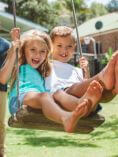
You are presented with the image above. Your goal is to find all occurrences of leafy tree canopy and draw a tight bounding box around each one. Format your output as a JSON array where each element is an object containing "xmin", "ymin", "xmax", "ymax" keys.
[
  {"xmin": 88, "ymin": 2, "xmax": 108, "ymax": 19},
  {"xmin": 52, "ymin": 0, "xmax": 90, "ymax": 26},
  {"xmin": 1, "ymin": 0, "xmax": 60, "ymax": 30},
  {"xmin": 107, "ymin": 0, "xmax": 118, "ymax": 12},
  {"xmin": 1, "ymin": 0, "xmax": 111, "ymax": 30}
]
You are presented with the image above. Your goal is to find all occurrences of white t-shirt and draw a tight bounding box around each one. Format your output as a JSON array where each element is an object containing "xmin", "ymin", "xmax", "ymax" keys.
[{"xmin": 45, "ymin": 60, "xmax": 83, "ymax": 93}]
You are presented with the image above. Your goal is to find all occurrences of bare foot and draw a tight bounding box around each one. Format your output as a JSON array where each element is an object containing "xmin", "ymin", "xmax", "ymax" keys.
[
  {"xmin": 112, "ymin": 59, "xmax": 118, "ymax": 94},
  {"xmin": 82, "ymin": 80, "xmax": 103, "ymax": 113},
  {"xmin": 62, "ymin": 99, "xmax": 91, "ymax": 133},
  {"xmin": 98, "ymin": 51, "xmax": 118, "ymax": 90}
]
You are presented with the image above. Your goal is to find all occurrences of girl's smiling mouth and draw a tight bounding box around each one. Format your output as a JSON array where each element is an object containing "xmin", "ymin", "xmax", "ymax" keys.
[{"xmin": 32, "ymin": 59, "xmax": 40, "ymax": 64}]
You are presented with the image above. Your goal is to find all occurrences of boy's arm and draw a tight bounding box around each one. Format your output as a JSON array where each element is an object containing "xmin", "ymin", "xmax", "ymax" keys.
[{"xmin": 79, "ymin": 56, "xmax": 90, "ymax": 79}]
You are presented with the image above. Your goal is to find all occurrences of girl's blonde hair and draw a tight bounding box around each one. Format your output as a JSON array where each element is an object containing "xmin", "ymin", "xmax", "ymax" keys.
[{"xmin": 10, "ymin": 30, "xmax": 52, "ymax": 88}]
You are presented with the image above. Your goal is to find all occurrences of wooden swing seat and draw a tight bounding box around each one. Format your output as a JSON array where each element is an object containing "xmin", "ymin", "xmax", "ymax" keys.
[
  {"xmin": 0, "ymin": 90, "xmax": 105, "ymax": 134},
  {"xmin": 8, "ymin": 106, "xmax": 105, "ymax": 134}
]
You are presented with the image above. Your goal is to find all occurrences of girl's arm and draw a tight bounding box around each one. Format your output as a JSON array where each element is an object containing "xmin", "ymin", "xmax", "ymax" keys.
[
  {"xmin": 0, "ymin": 41, "xmax": 20, "ymax": 84},
  {"xmin": 0, "ymin": 28, "xmax": 20, "ymax": 84},
  {"xmin": 79, "ymin": 56, "xmax": 90, "ymax": 79}
]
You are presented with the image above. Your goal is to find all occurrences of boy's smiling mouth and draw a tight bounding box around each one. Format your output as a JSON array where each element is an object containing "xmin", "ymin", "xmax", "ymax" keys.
[{"xmin": 59, "ymin": 54, "xmax": 67, "ymax": 57}]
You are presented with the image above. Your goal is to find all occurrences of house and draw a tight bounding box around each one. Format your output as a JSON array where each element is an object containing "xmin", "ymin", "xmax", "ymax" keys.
[
  {"xmin": 0, "ymin": 11, "xmax": 48, "ymax": 40},
  {"xmin": 73, "ymin": 13, "xmax": 118, "ymax": 75},
  {"xmin": 73, "ymin": 13, "xmax": 118, "ymax": 55}
]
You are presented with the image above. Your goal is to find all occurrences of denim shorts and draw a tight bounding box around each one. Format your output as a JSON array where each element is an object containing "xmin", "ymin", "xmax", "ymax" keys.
[{"xmin": 9, "ymin": 93, "xmax": 27, "ymax": 115}]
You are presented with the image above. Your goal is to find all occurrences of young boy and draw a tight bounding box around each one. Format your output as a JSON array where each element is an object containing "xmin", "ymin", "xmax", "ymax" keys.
[
  {"xmin": 45, "ymin": 26, "xmax": 90, "ymax": 91},
  {"xmin": 45, "ymin": 25, "xmax": 118, "ymax": 115},
  {"xmin": 0, "ymin": 37, "xmax": 10, "ymax": 157}
]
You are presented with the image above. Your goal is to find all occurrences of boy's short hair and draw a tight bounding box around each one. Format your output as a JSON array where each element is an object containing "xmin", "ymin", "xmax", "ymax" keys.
[{"xmin": 50, "ymin": 26, "xmax": 76, "ymax": 43}]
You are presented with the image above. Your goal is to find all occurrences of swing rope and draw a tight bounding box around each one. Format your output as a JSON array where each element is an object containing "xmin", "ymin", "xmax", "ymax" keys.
[
  {"xmin": 12, "ymin": 0, "xmax": 20, "ymax": 113},
  {"xmin": 71, "ymin": 0, "xmax": 82, "ymax": 57}
]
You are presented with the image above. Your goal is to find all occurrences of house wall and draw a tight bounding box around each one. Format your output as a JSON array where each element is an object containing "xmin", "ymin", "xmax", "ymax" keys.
[
  {"xmin": 78, "ymin": 30, "xmax": 118, "ymax": 76},
  {"xmin": 95, "ymin": 30, "xmax": 118, "ymax": 53},
  {"xmin": 81, "ymin": 30, "xmax": 118, "ymax": 54}
]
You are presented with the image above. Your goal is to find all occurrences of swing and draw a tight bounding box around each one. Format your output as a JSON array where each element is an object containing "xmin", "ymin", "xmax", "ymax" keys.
[
  {"xmin": 8, "ymin": 105, "xmax": 105, "ymax": 133},
  {"xmin": 6, "ymin": 52, "xmax": 105, "ymax": 133},
  {"xmin": 6, "ymin": 0, "xmax": 105, "ymax": 134},
  {"xmin": 2, "ymin": 41, "xmax": 105, "ymax": 134}
]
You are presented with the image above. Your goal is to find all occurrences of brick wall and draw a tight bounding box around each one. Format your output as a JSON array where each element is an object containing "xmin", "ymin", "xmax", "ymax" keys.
[
  {"xmin": 81, "ymin": 30, "xmax": 118, "ymax": 54},
  {"xmin": 95, "ymin": 30, "xmax": 118, "ymax": 53}
]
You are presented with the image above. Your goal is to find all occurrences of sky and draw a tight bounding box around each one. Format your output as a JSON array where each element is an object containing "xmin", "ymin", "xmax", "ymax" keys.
[
  {"xmin": 0, "ymin": 2, "xmax": 8, "ymax": 11},
  {"xmin": 0, "ymin": 0, "xmax": 110, "ymax": 11},
  {"xmin": 48, "ymin": 0, "xmax": 110, "ymax": 6},
  {"xmin": 86, "ymin": 0, "xmax": 110, "ymax": 6}
]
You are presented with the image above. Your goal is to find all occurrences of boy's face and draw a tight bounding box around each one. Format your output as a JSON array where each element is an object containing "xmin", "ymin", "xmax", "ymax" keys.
[{"xmin": 52, "ymin": 35, "xmax": 76, "ymax": 63}]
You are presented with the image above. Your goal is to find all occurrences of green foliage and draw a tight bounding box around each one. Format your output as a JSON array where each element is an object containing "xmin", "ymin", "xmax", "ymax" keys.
[
  {"xmin": 1, "ymin": 0, "xmax": 60, "ymax": 30},
  {"xmin": 101, "ymin": 47, "xmax": 113, "ymax": 65},
  {"xmin": 6, "ymin": 96, "xmax": 118, "ymax": 157},
  {"xmin": 52, "ymin": 0, "xmax": 89, "ymax": 26},
  {"xmin": 64, "ymin": 0, "xmax": 89, "ymax": 25},
  {"xmin": 62, "ymin": 0, "xmax": 87, "ymax": 11},
  {"xmin": 87, "ymin": 2, "xmax": 108, "ymax": 19},
  {"xmin": 0, "ymin": 0, "xmax": 112, "ymax": 30},
  {"xmin": 107, "ymin": 0, "xmax": 118, "ymax": 12}
]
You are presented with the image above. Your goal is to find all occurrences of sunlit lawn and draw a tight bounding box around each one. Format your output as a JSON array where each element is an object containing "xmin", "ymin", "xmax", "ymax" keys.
[{"xmin": 6, "ymin": 96, "xmax": 118, "ymax": 157}]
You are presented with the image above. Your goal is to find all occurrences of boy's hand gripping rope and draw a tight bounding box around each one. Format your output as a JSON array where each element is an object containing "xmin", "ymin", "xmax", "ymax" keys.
[{"xmin": 71, "ymin": 0, "xmax": 85, "ymax": 77}]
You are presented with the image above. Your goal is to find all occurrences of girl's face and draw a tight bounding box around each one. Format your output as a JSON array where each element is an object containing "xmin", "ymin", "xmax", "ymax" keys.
[{"xmin": 24, "ymin": 39, "xmax": 47, "ymax": 69}]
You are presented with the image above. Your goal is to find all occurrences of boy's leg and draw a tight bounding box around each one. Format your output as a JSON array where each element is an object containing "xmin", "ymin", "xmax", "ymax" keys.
[
  {"xmin": 53, "ymin": 80, "xmax": 103, "ymax": 114},
  {"xmin": 23, "ymin": 91, "xmax": 91, "ymax": 132},
  {"xmin": 0, "ymin": 92, "xmax": 7, "ymax": 157},
  {"xmin": 66, "ymin": 51, "xmax": 118, "ymax": 101},
  {"xmin": 112, "ymin": 59, "xmax": 118, "ymax": 94}
]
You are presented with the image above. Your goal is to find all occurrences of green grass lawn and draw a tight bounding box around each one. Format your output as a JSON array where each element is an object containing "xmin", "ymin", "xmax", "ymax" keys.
[{"xmin": 6, "ymin": 96, "xmax": 118, "ymax": 157}]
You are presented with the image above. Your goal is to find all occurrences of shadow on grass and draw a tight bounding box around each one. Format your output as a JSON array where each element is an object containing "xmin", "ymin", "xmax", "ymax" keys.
[
  {"xmin": 23, "ymin": 136, "xmax": 99, "ymax": 148},
  {"xmin": 7, "ymin": 115, "xmax": 118, "ymax": 148},
  {"xmin": 101, "ymin": 117, "xmax": 118, "ymax": 130},
  {"xmin": 90, "ymin": 115, "xmax": 118, "ymax": 140},
  {"xmin": 7, "ymin": 128, "xmax": 99, "ymax": 148},
  {"xmin": 7, "ymin": 128, "xmax": 39, "ymax": 136}
]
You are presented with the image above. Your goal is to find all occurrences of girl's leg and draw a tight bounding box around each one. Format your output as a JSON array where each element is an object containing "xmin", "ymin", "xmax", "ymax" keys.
[
  {"xmin": 40, "ymin": 93, "xmax": 91, "ymax": 133},
  {"xmin": 23, "ymin": 91, "xmax": 43, "ymax": 109},
  {"xmin": 23, "ymin": 91, "xmax": 91, "ymax": 132},
  {"xmin": 53, "ymin": 80, "xmax": 103, "ymax": 113}
]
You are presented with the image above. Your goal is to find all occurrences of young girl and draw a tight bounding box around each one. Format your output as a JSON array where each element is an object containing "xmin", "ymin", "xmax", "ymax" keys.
[{"xmin": 1, "ymin": 28, "xmax": 103, "ymax": 133}]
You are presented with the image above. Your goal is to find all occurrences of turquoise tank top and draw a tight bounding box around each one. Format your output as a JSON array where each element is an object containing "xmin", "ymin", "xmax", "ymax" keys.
[{"xmin": 9, "ymin": 64, "xmax": 46, "ymax": 102}]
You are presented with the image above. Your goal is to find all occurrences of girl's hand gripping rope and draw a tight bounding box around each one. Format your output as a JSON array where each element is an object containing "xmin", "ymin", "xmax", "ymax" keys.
[{"xmin": 10, "ymin": 27, "xmax": 20, "ymax": 41}]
